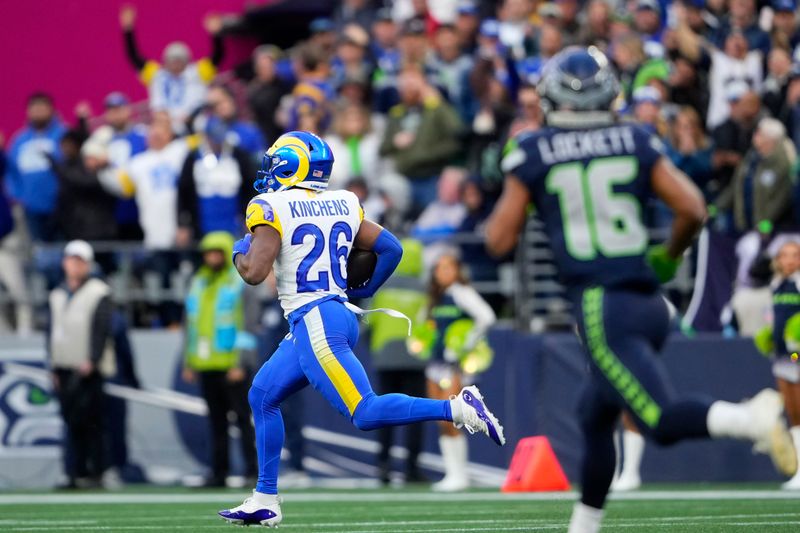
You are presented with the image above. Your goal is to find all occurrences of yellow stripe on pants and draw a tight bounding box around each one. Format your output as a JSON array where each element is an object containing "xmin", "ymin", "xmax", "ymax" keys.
[{"xmin": 304, "ymin": 306, "xmax": 363, "ymax": 415}]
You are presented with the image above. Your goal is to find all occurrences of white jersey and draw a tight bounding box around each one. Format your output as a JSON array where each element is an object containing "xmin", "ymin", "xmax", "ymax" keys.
[
  {"xmin": 125, "ymin": 139, "xmax": 188, "ymax": 250},
  {"xmin": 245, "ymin": 188, "xmax": 364, "ymax": 317}
]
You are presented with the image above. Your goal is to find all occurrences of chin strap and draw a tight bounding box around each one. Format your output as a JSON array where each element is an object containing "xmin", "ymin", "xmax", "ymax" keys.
[{"xmin": 344, "ymin": 301, "xmax": 412, "ymax": 336}]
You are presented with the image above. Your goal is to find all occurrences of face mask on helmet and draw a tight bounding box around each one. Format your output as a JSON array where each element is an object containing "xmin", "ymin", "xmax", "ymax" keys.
[{"xmin": 254, "ymin": 131, "xmax": 335, "ymax": 194}]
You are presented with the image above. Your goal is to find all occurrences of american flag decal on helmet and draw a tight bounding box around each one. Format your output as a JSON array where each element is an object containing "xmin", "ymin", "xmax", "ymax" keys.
[{"xmin": 313, "ymin": 170, "xmax": 323, "ymax": 177}]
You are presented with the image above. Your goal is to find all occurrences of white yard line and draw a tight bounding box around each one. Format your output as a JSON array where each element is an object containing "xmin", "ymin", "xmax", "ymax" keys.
[{"xmin": 1, "ymin": 489, "xmax": 800, "ymax": 505}]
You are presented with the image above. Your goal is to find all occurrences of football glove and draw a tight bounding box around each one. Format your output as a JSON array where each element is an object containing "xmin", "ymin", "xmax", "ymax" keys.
[
  {"xmin": 647, "ymin": 244, "xmax": 681, "ymax": 283},
  {"xmin": 232, "ymin": 234, "xmax": 252, "ymax": 264}
]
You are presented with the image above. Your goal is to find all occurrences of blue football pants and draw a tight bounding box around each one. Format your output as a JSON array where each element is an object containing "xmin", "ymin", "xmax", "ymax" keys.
[
  {"xmin": 249, "ymin": 299, "xmax": 452, "ymax": 494},
  {"xmin": 574, "ymin": 287, "xmax": 712, "ymax": 509}
]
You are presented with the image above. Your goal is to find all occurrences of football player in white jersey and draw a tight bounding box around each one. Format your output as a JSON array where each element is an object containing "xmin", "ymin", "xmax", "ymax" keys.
[{"xmin": 218, "ymin": 131, "xmax": 505, "ymax": 528}]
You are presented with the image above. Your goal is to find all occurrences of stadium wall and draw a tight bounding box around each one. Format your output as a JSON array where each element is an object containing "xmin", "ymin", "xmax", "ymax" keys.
[{"xmin": 0, "ymin": 329, "xmax": 782, "ymax": 489}]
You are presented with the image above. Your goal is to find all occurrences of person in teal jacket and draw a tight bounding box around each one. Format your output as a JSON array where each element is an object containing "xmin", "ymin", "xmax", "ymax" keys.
[{"xmin": 182, "ymin": 231, "xmax": 258, "ymax": 487}]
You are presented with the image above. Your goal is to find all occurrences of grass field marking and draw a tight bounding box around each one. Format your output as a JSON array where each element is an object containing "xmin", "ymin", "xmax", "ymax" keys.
[{"xmin": 2, "ymin": 489, "xmax": 800, "ymax": 506}]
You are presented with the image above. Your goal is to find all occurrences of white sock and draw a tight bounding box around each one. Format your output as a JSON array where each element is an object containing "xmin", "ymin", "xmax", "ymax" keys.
[
  {"xmin": 252, "ymin": 490, "xmax": 279, "ymax": 506},
  {"xmin": 438, "ymin": 435, "xmax": 459, "ymax": 480},
  {"xmin": 707, "ymin": 400, "xmax": 753, "ymax": 440},
  {"xmin": 620, "ymin": 430, "xmax": 645, "ymax": 479},
  {"xmin": 450, "ymin": 398, "xmax": 464, "ymax": 425},
  {"xmin": 451, "ymin": 434, "xmax": 469, "ymax": 483},
  {"xmin": 568, "ymin": 502, "xmax": 604, "ymax": 533},
  {"xmin": 789, "ymin": 426, "xmax": 800, "ymax": 479}
]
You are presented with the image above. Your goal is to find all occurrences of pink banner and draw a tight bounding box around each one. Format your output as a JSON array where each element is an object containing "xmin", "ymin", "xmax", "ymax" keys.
[{"xmin": 0, "ymin": 0, "xmax": 255, "ymax": 139}]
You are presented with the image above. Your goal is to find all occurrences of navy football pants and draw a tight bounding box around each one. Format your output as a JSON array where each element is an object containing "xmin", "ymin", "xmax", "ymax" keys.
[{"xmin": 574, "ymin": 287, "xmax": 712, "ymax": 508}]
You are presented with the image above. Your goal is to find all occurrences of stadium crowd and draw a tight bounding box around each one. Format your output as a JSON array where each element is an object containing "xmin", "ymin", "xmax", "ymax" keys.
[{"xmin": 2, "ymin": 0, "xmax": 800, "ymax": 331}]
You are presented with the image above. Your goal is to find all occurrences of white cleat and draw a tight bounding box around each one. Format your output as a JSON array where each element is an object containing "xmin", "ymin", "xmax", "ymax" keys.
[
  {"xmin": 218, "ymin": 494, "xmax": 282, "ymax": 528},
  {"xmin": 451, "ymin": 386, "xmax": 506, "ymax": 446},
  {"xmin": 746, "ymin": 389, "xmax": 798, "ymax": 477},
  {"xmin": 610, "ymin": 473, "xmax": 641, "ymax": 492},
  {"xmin": 431, "ymin": 475, "xmax": 469, "ymax": 492}
]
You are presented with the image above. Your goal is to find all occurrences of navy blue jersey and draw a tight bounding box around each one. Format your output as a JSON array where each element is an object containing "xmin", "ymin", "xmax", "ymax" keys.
[
  {"xmin": 430, "ymin": 292, "xmax": 469, "ymax": 362},
  {"xmin": 772, "ymin": 277, "xmax": 800, "ymax": 356},
  {"xmin": 502, "ymin": 124, "xmax": 662, "ymax": 296}
]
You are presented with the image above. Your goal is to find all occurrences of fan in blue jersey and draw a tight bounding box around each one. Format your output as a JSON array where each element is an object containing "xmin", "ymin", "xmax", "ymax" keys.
[
  {"xmin": 485, "ymin": 47, "xmax": 797, "ymax": 533},
  {"xmin": 218, "ymin": 131, "xmax": 505, "ymax": 528}
]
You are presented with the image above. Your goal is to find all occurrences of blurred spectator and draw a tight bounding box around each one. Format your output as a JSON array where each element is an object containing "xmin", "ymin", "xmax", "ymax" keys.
[
  {"xmin": 780, "ymin": 64, "xmax": 800, "ymax": 151},
  {"xmin": 455, "ymin": 1, "xmax": 482, "ymax": 53},
  {"xmin": 181, "ymin": 232, "xmax": 257, "ymax": 487},
  {"xmin": 467, "ymin": 71, "xmax": 515, "ymax": 182},
  {"xmin": 115, "ymin": 114, "xmax": 187, "ymax": 251},
  {"xmin": 497, "ymin": 0, "xmax": 535, "ymax": 60},
  {"xmin": 86, "ymin": 92, "xmax": 147, "ymax": 241},
  {"xmin": 0, "ymin": 137, "xmax": 32, "ymax": 336},
  {"xmin": 368, "ymin": 239, "xmax": 428, "ymax": 485},
  {"xmin": 428, "ymin": 24, "xmax": 474, "ymax": 120},
  {"xmin": 556, "ymin": 0, "xmax": 583, "ymax": 45},
  {"xmin": 633, "ymin": 0, "xmax": 665, "ymax": 57},
  {"xmin": 710, "ymin": 0, "xmax": 771, "ymax": 55},
  {"xmin": 665, "ymin": 107, "xmax": 714, "ymax": 197},
  {"xmin": 5, "ymin": 92, "xmax": 65, "ymax": 241},
  {"xmin": 331, "ymin": 25, "xmax": 374, "ymax": 91},
  {"xmin": 718, "ymin": 118, "xmax": 797, "ymax": 236},
  {"xmin": 770, "ymin": 0, "xmax": 799, "ymax": 50},
  {"xmin": 326, "ymin": 103, "xmax": 389, "ymax": 190},
  {"xmin": 675, "ymin": 10, "xmax": 763, "ymax": 128},
  {"xmin": 371, "ymin": 8, "xmax": 401, "ymax": 75},
  {"xmin": 458, "ymin": 179, "xmax": 501, "ymax": 284},
  {"xmin": 667, "ymin": 53, "xmax": 709, "ymax": 119},
  {"xmin": 247, "ymin": 45, "xmax": 291, "ymax": 146},
  {"xmin": 49, "ymin": 241, "xmax": 113, "ymax": 488},
  {"xmin": 333, "ymin": 0, "xmax": 375, "ymax": 32},
  {"xmin": 284, "ymin": 43, "xmax": 335, "ymax": 134},
  {"xmin": 205, "ymin": 85, "xmax": 265, "ymax": 158},
  {"xmin": 308, "ymin": 18, "xmax": 337, "ymax": 56},
  {"xmin": 177, "ymin": 116, "xmax": 254, "ymax": 243},
  {"xmin": 518, "ymin": 22, "xmax": 564, "ymax": 84},
  {"xmin": 763, "ymin": 47, "xmax": 794, "ymax": 118},
  {"xmin": 578, "ymin": 0, "xmax": 613, "ymax": 51},
  {"xmin": 631, "ymin": 86, "xmax": 664, "ymax": 135},
  {"xmin": 711, "ymin": 88, "xmax": 762, "ymax": 201},
  {"xmin": 380, "ymin": 68, "xmax": 464, "ymax": 215},
  {"xmin": 51, "ymin": 131, "xmax": 118, "ymax": 241},
  {"xmin": 399, "ymin": 17, "xmax": 432, "ymax": 66},
  {"xmin": 411, "ymin": 167, "xmax": 468, "ymax": 267},
  {"xmin": 373, "ymin": 17, "xmax": 428, "ymax": 114},
  {"xmin": 508, "ymin": 83, "xmax": 543, "ymax": 137},
  {"xmin": 120, "ymin": 5, "xmax": 225, "ymax": 132}
]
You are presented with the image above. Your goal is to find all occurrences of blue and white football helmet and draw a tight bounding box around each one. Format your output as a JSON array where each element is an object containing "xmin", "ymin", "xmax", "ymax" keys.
[{"xmin": 254, "ymin": 131, "xmax": 335, "ymax": 194}]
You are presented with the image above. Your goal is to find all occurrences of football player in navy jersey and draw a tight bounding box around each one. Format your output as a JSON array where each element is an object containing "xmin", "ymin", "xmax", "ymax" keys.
[{"xmin": 485, "ymin": 47, "xmax": 797, "ymax": 533}]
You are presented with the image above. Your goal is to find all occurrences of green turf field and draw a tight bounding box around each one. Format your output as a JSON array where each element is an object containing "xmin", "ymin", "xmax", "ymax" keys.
[{"xmin": 1, "ymin": 486, "xmax": 799, "ymax": 532}]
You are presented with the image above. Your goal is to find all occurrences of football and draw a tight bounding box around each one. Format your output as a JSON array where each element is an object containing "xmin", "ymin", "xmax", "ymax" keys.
[{"xmin": 346, "ymin": 248, "xmax": 377, "ymax": 289}]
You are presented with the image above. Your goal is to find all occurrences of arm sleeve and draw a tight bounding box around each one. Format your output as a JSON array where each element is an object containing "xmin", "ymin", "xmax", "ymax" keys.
[
  {"xmin": 346, "ymin": 228, "xmax": 402, "ymax": 299},
  {"xmin": 450, "ymin": 284, "xmax": 496, "ymax": 350},
  {"xmin": 210, "ymin": 33, "xmax": 224, "ymax": 67},
  {"xmin": 177, "ymin": 152, "xmax": 198, "ymax": 230},
  {"xmin": 89, "ymin": 296, "xmax": 113, "ymax": 365},
  {"xmin": 123, "ymin": 29, "xmax": 147, "ymax": 71}
]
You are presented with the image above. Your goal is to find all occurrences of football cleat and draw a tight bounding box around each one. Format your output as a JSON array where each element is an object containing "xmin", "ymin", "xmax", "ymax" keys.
[
  {"xmin": 218, "ymin": 495, "xmax": 282, "ymax": 528},
  {"xmin": 452, "ymin": 385, "xmax": 506, "ymax": 446},
  {"xmin": 746, "ymin": 389, "xmax": 798, "ymax": 477}
]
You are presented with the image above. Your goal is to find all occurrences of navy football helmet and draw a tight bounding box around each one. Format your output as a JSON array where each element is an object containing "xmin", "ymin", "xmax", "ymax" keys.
[{"xmin": 538, "ymin": 46, "xmax": 620, "ymax": 126}]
